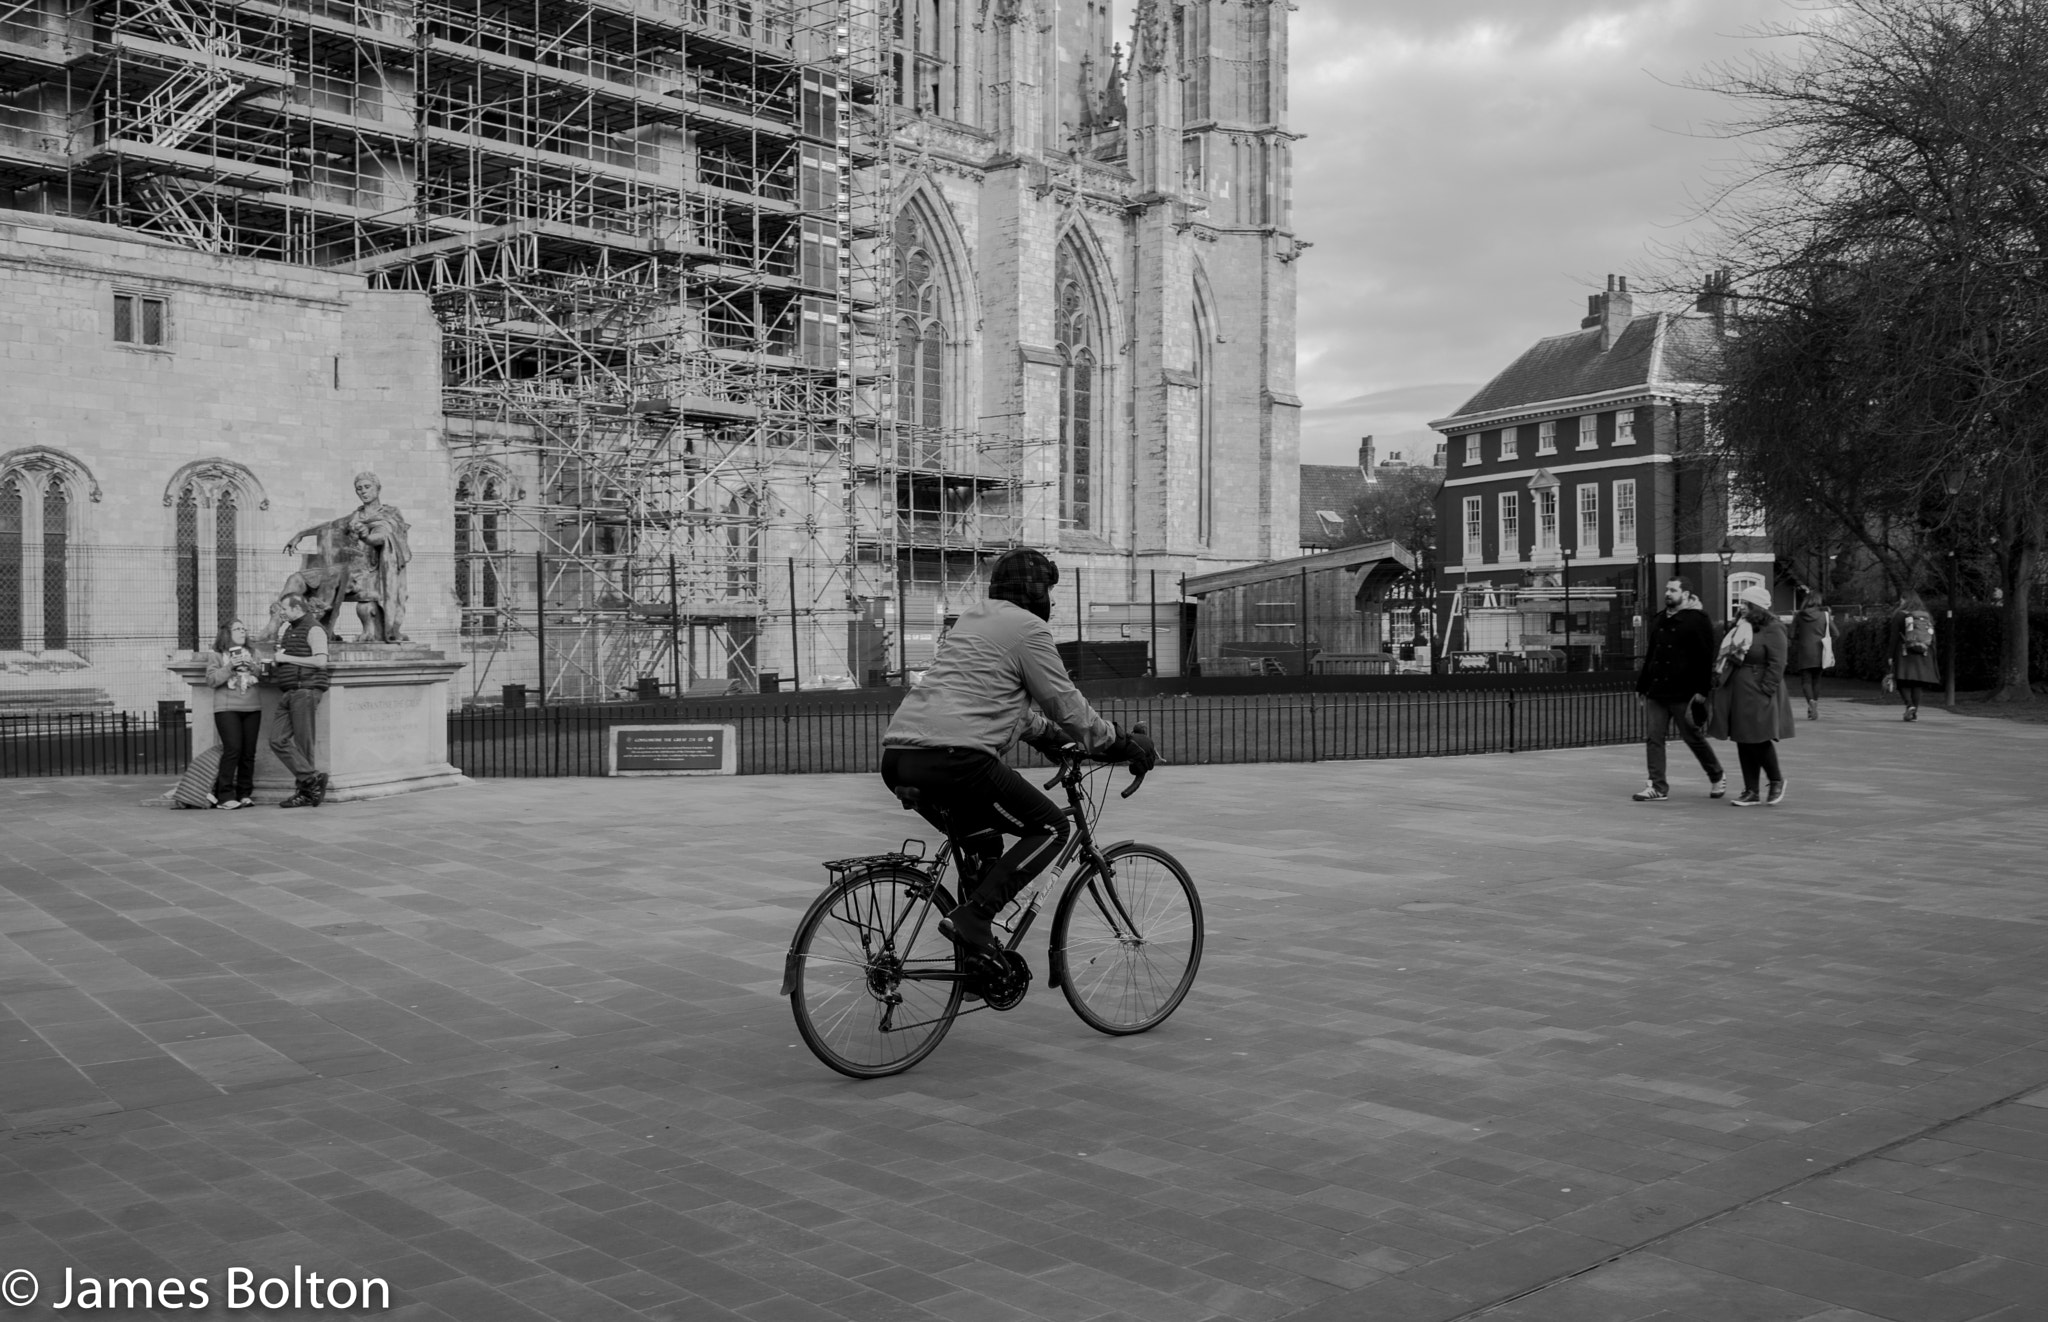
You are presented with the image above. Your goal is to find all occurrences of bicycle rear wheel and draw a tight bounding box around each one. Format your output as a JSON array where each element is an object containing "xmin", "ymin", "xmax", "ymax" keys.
[
  {"xmin": 1049, "ymin": 843, "xmax": 1203, "ymax": 1035},
  {"xmin": 787, "ymin": 867, "xmax": 963, "ymax": 1078}
]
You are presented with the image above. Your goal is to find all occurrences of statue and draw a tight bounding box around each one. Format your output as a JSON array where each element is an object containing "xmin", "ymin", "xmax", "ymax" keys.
[{"xmin": 278, "ymin": 471, "xmax": 412, "ymax": 643}]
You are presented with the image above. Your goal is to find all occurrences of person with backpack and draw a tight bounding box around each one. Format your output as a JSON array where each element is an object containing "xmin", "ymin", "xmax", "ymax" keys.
[
  {"xmin": 1788, "ymin": 591, "xmax": 1836, "ymax": 720},
  {"xmin": 1885, "ymin": 591, "xmax": 1941, "ymax": 721}
]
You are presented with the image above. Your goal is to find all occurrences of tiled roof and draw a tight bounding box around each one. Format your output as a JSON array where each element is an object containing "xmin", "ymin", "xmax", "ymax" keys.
[
  {"xmin": 1298, "ymin": 464, "xmax": 1367, "ymax": 548},
  {"xmin": 1441, "ymin": 311, "xmax": 1723, "ymax": 423}
]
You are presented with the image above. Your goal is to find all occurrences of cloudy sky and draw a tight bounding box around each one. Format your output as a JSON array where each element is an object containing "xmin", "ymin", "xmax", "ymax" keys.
[{"xmin": 1276, "ymin": 0, "xmax": 1796, "ymax": 465}]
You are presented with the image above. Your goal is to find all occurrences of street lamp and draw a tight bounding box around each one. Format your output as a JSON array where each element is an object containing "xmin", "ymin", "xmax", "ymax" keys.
[
  {"xmin": 1560, "ymin": 544, "xmax": 1574, "ymax": 671},
  {"xmin": 1717, "ymin": 537, "xmax": 1736, "ymax": 618}
]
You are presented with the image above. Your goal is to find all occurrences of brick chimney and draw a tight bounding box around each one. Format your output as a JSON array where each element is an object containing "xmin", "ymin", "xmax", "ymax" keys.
[
  {"xmin": 1358, "ymin": 435, "xmax": 1374, "ymax": 475},
  {"xmin": 1581, "ymin": 274, "xmax": 1633, "ymax": 351},
  {"xmin": 1695, "ymin": 268, "xmax": 1736, "ymax": 333}
]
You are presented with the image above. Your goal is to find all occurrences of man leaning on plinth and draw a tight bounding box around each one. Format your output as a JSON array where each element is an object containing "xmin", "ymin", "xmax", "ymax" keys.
[
  {"xmin": 268, "ymin": 594, "xmax": 331, "ymax": 808},
  {"xmin": 1632, "ymin": 577, "xmax": 1727, "ymax": 802}
]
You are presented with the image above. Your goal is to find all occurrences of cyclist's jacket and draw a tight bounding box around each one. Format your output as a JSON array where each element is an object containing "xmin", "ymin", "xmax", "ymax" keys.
[{"xmin": 883, "ymin": 598, "xmax": 1117, "ymax": 759}]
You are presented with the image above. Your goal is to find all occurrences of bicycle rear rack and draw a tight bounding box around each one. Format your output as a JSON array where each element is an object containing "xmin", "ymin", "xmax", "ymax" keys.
[{"xmin": 821, "ymin": 842, "xmax": 929, "ymax": 886}]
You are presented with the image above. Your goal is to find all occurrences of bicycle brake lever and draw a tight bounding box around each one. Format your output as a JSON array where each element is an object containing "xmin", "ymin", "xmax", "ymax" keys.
[{"xmin": 1120, "ymin": 766, "xmax": 1147, "ymax": 798}]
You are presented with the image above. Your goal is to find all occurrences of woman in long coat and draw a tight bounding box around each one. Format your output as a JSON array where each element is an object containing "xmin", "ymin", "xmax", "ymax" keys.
[
  {"xmin": 1886, "ymin": 592, "xmax": 1942, "ymax": 721},
  {"xmin": 1711, "ymin": 586, "xmax": 1796, "ymax": 806},
  {"xmin": 1787, "ymin": 593, "xmax": 1833, "ymax": 720}
]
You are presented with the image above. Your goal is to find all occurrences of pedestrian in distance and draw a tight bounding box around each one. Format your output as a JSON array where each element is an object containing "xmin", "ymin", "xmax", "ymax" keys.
[
  {"xmin": 1885, "ymin": 591, "xmax": 1941, "ymax": 721},
  {"xmin": 203, "ymin": 619, "xmax": 262, "ymax": 808},
  {"xmin": 1709, "ymin": 585, "xmax": 1796, "ymax": 806},
  {"xmin": 1631, "ymin": 576, "xmax": 1727, "ymax": 802},
  {"xmin": 1788, "ymin": 590, "xmax": 1835, "ymax": 720},
  {"xmin": 267, "ymin": 594, "xmax": 332, "ymax": 808}
]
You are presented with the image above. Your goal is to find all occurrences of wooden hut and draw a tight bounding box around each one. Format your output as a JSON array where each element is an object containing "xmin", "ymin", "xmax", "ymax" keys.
[{"xmin": 1183, "ymin": 541, "xmax": 1417, "ymax": 676}]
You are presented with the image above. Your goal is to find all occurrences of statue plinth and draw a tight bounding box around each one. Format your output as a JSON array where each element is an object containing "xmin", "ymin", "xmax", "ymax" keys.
[{"xmin": 166, "ymin": 646, "xmax": 470, "ymax": 804}]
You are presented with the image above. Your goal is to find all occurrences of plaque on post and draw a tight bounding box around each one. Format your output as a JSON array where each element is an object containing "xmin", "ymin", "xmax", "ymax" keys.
[{"xmin": 610, "ymin": 724, "xmax": 737, "ymax": 776}]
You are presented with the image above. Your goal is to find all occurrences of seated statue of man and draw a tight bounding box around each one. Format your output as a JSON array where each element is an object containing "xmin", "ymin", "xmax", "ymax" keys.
[{"xmin": 281, "ymin": 471, "xmax": 412, "ymax": 644}]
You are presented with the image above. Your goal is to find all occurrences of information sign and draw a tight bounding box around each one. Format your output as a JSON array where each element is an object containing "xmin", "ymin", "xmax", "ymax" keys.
[{"xmin": 609, "ymin": 724, "xmax": 737, "ymax": 776}]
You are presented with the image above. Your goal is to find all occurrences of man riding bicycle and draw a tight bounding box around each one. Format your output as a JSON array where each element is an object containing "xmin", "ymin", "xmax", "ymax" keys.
[{"xmin": 881, "ymin": 548, "xmax": 1157, "ymax": 960}]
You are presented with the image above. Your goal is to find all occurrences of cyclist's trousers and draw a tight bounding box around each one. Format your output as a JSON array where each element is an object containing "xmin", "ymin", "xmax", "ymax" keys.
[{"xmin": 880, "ymin": 746, "xmax": 1070, "ymax": 912}]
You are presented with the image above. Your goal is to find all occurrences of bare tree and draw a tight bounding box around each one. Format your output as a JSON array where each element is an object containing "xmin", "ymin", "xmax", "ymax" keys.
[{"xmin": 1693, "ymin": 0, "xmax": 2048, "ymax": 700}]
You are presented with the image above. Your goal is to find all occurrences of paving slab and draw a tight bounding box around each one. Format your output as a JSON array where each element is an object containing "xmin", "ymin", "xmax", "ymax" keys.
[{"xmin": 0, "ymin": 695, "xmax": 2044, "ymax": 1320}]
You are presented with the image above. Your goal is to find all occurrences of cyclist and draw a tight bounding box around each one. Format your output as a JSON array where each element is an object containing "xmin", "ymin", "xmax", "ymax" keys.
[{"xmin": 881, "ymin": 548, "xmax": 1156, "ymax": 960}]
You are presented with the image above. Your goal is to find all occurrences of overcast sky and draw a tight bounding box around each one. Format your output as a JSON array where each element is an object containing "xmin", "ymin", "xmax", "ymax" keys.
[{"xmin": 1277, "ymin": 0, "xmax": 1796, "ymax": 465}]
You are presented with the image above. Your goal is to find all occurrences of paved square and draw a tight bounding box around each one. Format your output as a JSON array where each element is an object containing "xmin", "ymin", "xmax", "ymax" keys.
[{"xmin": 2, "ymin": 697, "xmax": 2045, "ymax": 1320}]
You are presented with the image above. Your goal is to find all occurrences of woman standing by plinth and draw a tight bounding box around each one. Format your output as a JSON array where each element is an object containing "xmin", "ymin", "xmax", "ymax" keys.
[
  {"xmin": 204, "ymin": 619, "xmax": 262, "ymax": 808},
  {"xmin": 1711, "ymin": 586, "xmax": 1797, "ymax": 806}
]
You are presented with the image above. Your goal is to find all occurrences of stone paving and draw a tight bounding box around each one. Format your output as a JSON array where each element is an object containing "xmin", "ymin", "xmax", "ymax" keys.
[{"xmin": 0, "ymin": 696, "xmax": 2044, "ymax": 1321}]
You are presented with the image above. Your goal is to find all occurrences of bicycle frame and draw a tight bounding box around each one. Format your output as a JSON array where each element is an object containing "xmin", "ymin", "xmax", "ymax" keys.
[{"xmin": 791, "ymin": 756, "xmax": 1139, "ymax": 1016}]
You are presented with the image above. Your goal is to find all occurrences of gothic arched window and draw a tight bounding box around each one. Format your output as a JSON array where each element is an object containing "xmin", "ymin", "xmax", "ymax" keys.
[
  {"xmin": 43, "ymin": 479, "xmax": 69, "ymax": 650},
  {"xmin": 894, "ymin": 210, "xmax": 948, "ymax": 461},
  {"xmin": 1056, "ymin": 245, "xmax": 1100, "ymax": 531},
  {"xmin": 165, "ymin": 461, "xmax": 261, "ymax": 652},
  {"xmin": 212, "ymin": 487, "xmax": 237, "ymax": 637},
  {"xmin": 1193, "ymin": 296, "xmax": 1215, "ymax": 546},
  {"xmin": 725, "ymin": 492, "xmax": 760, "ymax": 596},
  {"xmin": 176, "ymin": 486, "xmax": 200, "ymax": 651},
  {"xmin": 2, "ymin": 451, "xmax": 96, "ymax": 655},
  {"xmin": 0, "ymin": 478, "xmax": 21, "ymax": 651},
  {"xmin": 456, "ymin": 469, "xmax": 511, "ymax": 636}
]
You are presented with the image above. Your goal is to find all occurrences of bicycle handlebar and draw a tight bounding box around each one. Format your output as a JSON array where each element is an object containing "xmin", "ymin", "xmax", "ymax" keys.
[{"xmin": 1040, "ymin": 724, "xmax": 1155, "ymax": 797}]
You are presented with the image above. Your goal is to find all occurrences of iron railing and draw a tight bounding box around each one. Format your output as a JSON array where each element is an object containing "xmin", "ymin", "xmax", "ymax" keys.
[
  {"xmin": 443, "ymin": 677, "xmax": 1638, "ymax": 778},
  {"xmin": 0, "ymin": 711, "xmax": 193, "ymax": 777},
  {"xmin": 3, "ymin": 678, "xmax": 1640, "ymax": 780}
]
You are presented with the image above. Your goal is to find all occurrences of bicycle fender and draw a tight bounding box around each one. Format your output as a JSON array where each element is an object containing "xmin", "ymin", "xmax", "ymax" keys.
[{"xmin": 779, "ymin": 947, "xmax": 803, "ymax": 998}]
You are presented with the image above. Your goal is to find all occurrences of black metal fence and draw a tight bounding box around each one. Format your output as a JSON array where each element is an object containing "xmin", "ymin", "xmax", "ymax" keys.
[
  {"xmin": 0, "ymin": 711, "xmax": 192, "ymax": 777},
  {"xmin": 3, "ymin": 677, "xmax": 1640, "ymax": 780},
  {"xmin": 444, "ymin": 675, "xmax": 1639, "ymax": 778}
]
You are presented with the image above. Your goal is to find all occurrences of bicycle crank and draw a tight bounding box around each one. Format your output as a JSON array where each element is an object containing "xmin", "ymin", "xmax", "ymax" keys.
[{"xmin": 970, "ymin": 949, "xmax": 1032, "ymax": 1011}]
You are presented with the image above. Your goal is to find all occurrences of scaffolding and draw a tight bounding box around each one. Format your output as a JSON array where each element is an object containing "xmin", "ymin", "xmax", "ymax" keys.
[{"xmin": 1, "ymin": 0, "xmax": 1050, "ymax": 701}]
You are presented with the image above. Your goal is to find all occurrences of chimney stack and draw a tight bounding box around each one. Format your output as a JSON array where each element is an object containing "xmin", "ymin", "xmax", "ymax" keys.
[
  {"xmin": 1581, "ymin": 274, "xmax": 1633, "ymax": 350},
  {"xmin": 1695, "ymin": 268, "xmax": 1736, "ymax": 332},
  {"xmin": 1358, "ymin": 435, "xmax": 1374, "ymax": 475}
]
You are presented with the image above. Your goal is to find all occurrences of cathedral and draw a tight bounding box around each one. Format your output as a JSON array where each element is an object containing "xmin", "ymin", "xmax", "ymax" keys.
[
  {"xmin": 0, "ymin": 0, "xmax": 1299, "ymax": 704},
  {"xmin": 849, "ymin": 0, "xmax": 1304, "ymax": 674}
]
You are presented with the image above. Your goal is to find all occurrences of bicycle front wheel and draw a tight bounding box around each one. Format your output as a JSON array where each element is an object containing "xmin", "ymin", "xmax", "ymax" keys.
[
  {"xmin": 787, "ymin": 867, "xmax": 964, "ymax": 1078},
  {"xmin": 1050, "ymin": 843, "xmax": 1203, "ymax": 1035}
]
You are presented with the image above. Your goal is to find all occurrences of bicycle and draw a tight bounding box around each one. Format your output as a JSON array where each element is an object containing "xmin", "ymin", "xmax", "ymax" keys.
[{"xmin": 780, "ymin": 742, "xmax": 1204, "ymax": 1078}]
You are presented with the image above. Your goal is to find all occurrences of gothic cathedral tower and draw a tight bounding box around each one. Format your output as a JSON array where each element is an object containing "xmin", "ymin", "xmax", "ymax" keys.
[{"xmin": 850, "ymin": 0, "xmax": 1301, "ymax": 670}]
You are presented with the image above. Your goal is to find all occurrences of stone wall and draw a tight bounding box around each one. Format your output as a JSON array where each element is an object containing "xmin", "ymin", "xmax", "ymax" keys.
[{"xmin": 0, "ymin": 210, "xmax": 447, "ymax": 710}]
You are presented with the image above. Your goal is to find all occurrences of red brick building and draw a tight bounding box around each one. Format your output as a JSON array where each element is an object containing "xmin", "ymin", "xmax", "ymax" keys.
[{"xmin": 1428, "ymin": 276, "xmax": 1773, "ymax": 668}]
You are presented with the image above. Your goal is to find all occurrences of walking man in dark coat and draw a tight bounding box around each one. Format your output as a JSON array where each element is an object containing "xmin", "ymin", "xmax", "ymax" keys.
[{"xmin": 1632, "ymin": 576, "xmax": 1726, "ymax": 801}]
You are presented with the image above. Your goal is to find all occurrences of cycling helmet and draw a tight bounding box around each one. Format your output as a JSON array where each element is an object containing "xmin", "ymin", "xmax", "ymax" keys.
[{"xmin": 987, "ymin": 548, "xmax": 1058, "ymax": 621}]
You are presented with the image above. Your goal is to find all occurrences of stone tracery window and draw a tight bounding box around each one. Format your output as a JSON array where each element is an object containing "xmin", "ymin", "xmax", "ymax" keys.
[
  {"xmin": 456, "ymin": 468, "xmax": 512, "ymax": 637},
  {"xmin": 0, "ymin": 478, "xmax": 22, "ymax": 651},
  {"xmin": 165, "ymin": 460, "xmax": 264, "ymax": 652},
  {"xmin": 893, "ymin": 210, "xmax": 948, "ymax": 463},
  {"xmin": 1, "ymin": 449, "xmax": 95, "ymax": 655},
  {"xmin": 1056, "ymin": 245, "xmax": 1100, "ymax": 531}
]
